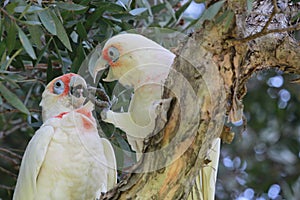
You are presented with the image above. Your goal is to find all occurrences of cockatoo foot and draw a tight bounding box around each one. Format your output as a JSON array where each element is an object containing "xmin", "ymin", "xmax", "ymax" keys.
[{"xmin": 101, "ymin": 108, "xmax": 109, "ymax": 120}]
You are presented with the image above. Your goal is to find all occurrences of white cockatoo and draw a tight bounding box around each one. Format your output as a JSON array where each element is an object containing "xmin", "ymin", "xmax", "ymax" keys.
[
  {"xmin": 89, "ymin": 33, "xmax": 220, "ymax": 200},
  {"xmin": 13, "ymin": 73, "xmax": 117, "ymax": 200},
  {"xmin": 89, "ymin": 33, "xmax": 174, "ymax": 159}
]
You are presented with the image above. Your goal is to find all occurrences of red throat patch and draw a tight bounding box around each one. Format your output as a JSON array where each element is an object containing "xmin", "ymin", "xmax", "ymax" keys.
[
  {"xmin": 76, "ymin": 108, "xmax": 95, "ymax": 130},
  {"xmin": 55, "ymin": 112, "xmax": 69, "ymax": 118}
]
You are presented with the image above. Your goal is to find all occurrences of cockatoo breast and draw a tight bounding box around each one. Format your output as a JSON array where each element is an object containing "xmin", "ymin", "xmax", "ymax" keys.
[{"xmin": 35, "ymin": 110, "xmax": 108, "ymax": 200}]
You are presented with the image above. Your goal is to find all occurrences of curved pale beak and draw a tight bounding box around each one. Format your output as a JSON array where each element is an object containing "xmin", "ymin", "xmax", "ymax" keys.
[
  {"xmin": 69, "ymin": 75, "xmax": 88, "ymax": 108},
  {"xmin": 88, "ymin": 55, "xmax": 109, "ymax": 83}
]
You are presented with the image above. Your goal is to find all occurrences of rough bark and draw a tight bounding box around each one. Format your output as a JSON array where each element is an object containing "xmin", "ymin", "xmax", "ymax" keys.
[{"xmin": 103, "ymin": 0, "xmax": 300, "ymax": 199}]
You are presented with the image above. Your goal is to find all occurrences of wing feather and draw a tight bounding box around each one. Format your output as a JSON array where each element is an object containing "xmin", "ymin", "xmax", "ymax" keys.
[
  {"xmin": 100, "ymin": 138, "xmax": 117, "ymax": 191},
  {"xmin": 13, "ymin": 125, "xmax": 55, "ymax": 200}
]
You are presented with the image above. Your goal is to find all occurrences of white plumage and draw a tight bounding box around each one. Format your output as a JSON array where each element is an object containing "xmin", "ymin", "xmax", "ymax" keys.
[
  {"xmin": 89, "ymin": 33, "xmax": 221, "ymax": 199},
  {"xmin": 13, "ymin": 73, "xmax": 117, "ymax": 200},
  {"xmin": 90, "ymin": 34, "xmax": 174, "ymax": 157}
]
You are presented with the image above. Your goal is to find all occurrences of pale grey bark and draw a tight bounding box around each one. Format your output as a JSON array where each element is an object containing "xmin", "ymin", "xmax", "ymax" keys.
[{"xmin": 102, "ymin": 1, "xmax": 300, "ymax": 199}]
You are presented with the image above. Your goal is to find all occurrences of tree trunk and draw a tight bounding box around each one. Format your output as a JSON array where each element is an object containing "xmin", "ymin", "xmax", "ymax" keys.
[{"xmin": 103, "ymin": 0, "xmax": 300, "ymax": 199}]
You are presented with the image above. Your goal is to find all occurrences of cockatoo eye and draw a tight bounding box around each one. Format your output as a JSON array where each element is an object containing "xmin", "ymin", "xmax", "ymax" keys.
[
  {"xmin": 107, "ymin": 46, "xmax": 119, "ymax": 62},
  {"xmin": 53, "ymin": 79, "xmax": 65, "ymax": 95}
]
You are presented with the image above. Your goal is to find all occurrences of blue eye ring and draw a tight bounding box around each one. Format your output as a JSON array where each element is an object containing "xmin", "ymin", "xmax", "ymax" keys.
[
  {"xmin": 108, "ymin": 46, "xmax": 120, "ymax": 62},
  {"xmin": 53, "ymin": 79, "xmax": 65, "ymax": 95}
]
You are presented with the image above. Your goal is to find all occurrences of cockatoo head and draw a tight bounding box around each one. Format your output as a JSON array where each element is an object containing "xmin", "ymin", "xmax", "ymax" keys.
[
  {"xmin": 40, "ymin": 73, "xmax": 87, "ymax": 121},
  {"xmin": 89, "ymin": 33, "xmax": 174, "ymax": 85}
]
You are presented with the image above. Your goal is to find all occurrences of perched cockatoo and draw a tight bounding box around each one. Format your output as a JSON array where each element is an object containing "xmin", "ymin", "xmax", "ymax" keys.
[
  {"xmin": 13, "ymin": 73, "xmax": 117, "ymax": 200},
  {"xmin": 89, "ymin": 33, "xmax": 174, "ymax": 158},
  {"xmin": 89, "ymin": 33, "xmax": 220, "ymax": 200}
]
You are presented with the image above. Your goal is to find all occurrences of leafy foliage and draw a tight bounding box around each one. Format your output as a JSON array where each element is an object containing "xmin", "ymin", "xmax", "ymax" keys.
[
  {"xmin": 0, "ymin": 0, "xmax": 205, "ymax": 198},
  {"xmin": 0, "ymin": 0, "xmax": 299, "ymax": 200}
]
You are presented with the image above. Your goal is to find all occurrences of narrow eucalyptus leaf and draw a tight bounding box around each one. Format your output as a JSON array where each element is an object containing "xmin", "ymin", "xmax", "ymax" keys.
[
  {"xmin": 38, "ymin": 9, "xmax": 57, "ymax": 35},
  {"xmin": 56, "ymin": 2, "xmax": 87, "ymax": 11},
  {"xmin": 0, "ymin": 83, "xmax": 30, "ymax": 115},
  {"xmin": 129, "ymin": 8, "xmax": 147, "ymax": 16},
  {"xmin": 17, "ymin": 26, "xmax": 37, "ymax": 59},
  {"xmin": 51, "ymin": 11, "xmax": 72, "ymax": 51},
  {"xmin": 198, "ymin": 0, "xmax": 225, "ymax": 23}
]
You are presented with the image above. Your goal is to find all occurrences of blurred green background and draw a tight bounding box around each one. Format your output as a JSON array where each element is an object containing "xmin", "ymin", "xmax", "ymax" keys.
[
  {"xmin": 0, "ymin": 1, "xmax": 300, "ymax": 199},
  {"xmin": 218, "ymin": 71, "xmax": 300, "ymax": 200}
]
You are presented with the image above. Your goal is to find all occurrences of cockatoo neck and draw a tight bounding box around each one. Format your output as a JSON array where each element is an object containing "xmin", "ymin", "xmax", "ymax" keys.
[{"xmin": 40, "ymin": 93, "xmax": 75, "ymax": 122}]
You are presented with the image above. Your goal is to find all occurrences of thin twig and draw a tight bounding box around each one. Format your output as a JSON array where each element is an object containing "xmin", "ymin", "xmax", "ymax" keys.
[
  {"xmin": 0, "ymin": 109, "xmax": 41, "ymax": 114},
  {"xmin": 0, "ymin": 153, "xmax": 19, "ymax": 165},
  {"xmin": 261, "ymin": 0, "xmax": 277, "ymax": 33},
  {"xmin": 0, "ymin": 7, "xmax": 16, "ymax": 22},
  {"xmin": 0, "ymin": 148, "xmax": 22, "ymax": 159},
  {"xmin": 272, "ymin": 0, "xmax": 279, "ymax": 13},
  {"xmin": 232, "ymin": 0, "xmax": 300, "ymax": 43},
  {"xmin": 0, "ymin": 122, "xmax": 28, "ymax": 139},
  {"xmin": 0, "ymin": 166, "xmax": 17, "ymax": 178},
  {"xmin": 0, "ymin": 184, "xmax": 14, "ymax": 190},
  {"xmin": 233, "ymin": 23, "xmax": 300, "ymax": 43}
]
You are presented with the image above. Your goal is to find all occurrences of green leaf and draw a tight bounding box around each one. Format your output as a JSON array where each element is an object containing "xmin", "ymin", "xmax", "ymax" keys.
[
  {"xmin": 5, "ymin": 21, "xmax": 17, "ymax": 54},
  {"xmin": 198, "ymin": 0, "xmax": 225, "ymax": 23},
  {"xmin": 165, "ymin": 1, "xmax": 176, "ymax": 20},
  {"xmin": 0, "ymin": 49, "xmax": 22, "ymax": 71},
  {"xmin": 151, "ymin": 3, "xmax": 166, "ymax": 14},
  {"xmin": 215, "ymin": 9, "xmax": 229, "ymax": 24},
  {"xmin": 76, "ymin": 22, "xmax": 87, "ymax": 39},
  {"xmin": 175, "ymin": 0, "xmax": 192, "ymax": 18},
  {"xmin": 38, "ymin": 9, "xmax": 57, "ymax": 35},
  {"xmin": 14, "ymin": 5, "xmax": 43, "ymax": 13},
  {"xmin": 51, "ymin": 10, "xmax": 72, "ymax": 51},
  {"xmin": 129, "ymin": 8, "xmax": 147, "ymax": 16},
  {"xmin": 56, "ymin": 2, "xmax": 87, "ymax": 11},
  {"xmin": 18, "ymin": 20, "xmax": 41, "ymax": 26},
  {"xmin": 1, "ymin": 74, "xmax": 23, "ymax": 88},
  {"xmin": 71, "ymin": 43, "xmax": 85, "ymax": 73},
  {"xmin": 46, "ymin": 57, "xmax": 54, "ymax": 83},
  {"xmin": 52, "ymin": 39, "xmax": 70, "ymax": 73},
  {"xmin": 17, "ymin": 26, "xmax": 37, "ymax": 59},
  {"xmin": 0, "ymin": 41, "xmax": 5, "ymax": 59},
  {"xmin": 215, "ymin": 9, "xmax": 235, "ymax": 31},
  {"xmin": 90, "ymin": 1, "xmax": 124, "ymax": 13},
  {"xmin": 6, "ymin": 2, "xmax": 18, "ymax": 14},
  {"xmin": 27, "ymin": 14, "xmax": 44, "ymax": 49},
  {"xmin": 224, "ymin": 10, "xmax": 234, "ymax": 31},
  {"xmin": 0, "ymin": 83, "xmax": 30, "ymax": 115},
  {"xmin": 85, "ymin": 3, "xmax": 120, "ymax": 29},
  {"xmin": 116, "ymin": 0, "xmax": 131, "ymax": 10},
  {"xmin": 34, "ymin": 37, "xmax": 52, "ymax": 68}
]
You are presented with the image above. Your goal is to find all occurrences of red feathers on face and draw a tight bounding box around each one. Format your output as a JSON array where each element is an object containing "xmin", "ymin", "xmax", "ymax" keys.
[{"xmin": 48, "ymin": 73, "xmax": 77, "ymax": 96}]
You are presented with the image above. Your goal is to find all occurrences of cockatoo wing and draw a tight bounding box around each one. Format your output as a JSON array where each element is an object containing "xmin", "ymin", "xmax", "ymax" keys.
[
  {"xmin": 189, "ymin": 138, "xmax": 220, "ymax": 200},
  {"xmin": 100, "ymin": 138, "xmax": 117, "ymax": 190},
  {"xmin": 13, "ymin": 125, "xmax": 55, "ymax": 200},
  {"xmin": 201, "ymin": 138, "xmax": 220, "ymax": 200}
]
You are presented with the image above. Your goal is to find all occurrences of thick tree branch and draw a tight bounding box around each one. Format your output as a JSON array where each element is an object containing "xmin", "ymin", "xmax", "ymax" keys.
[{"xmin": 102, "ymin": 0, "xmax": 300, "ymax": 199}]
